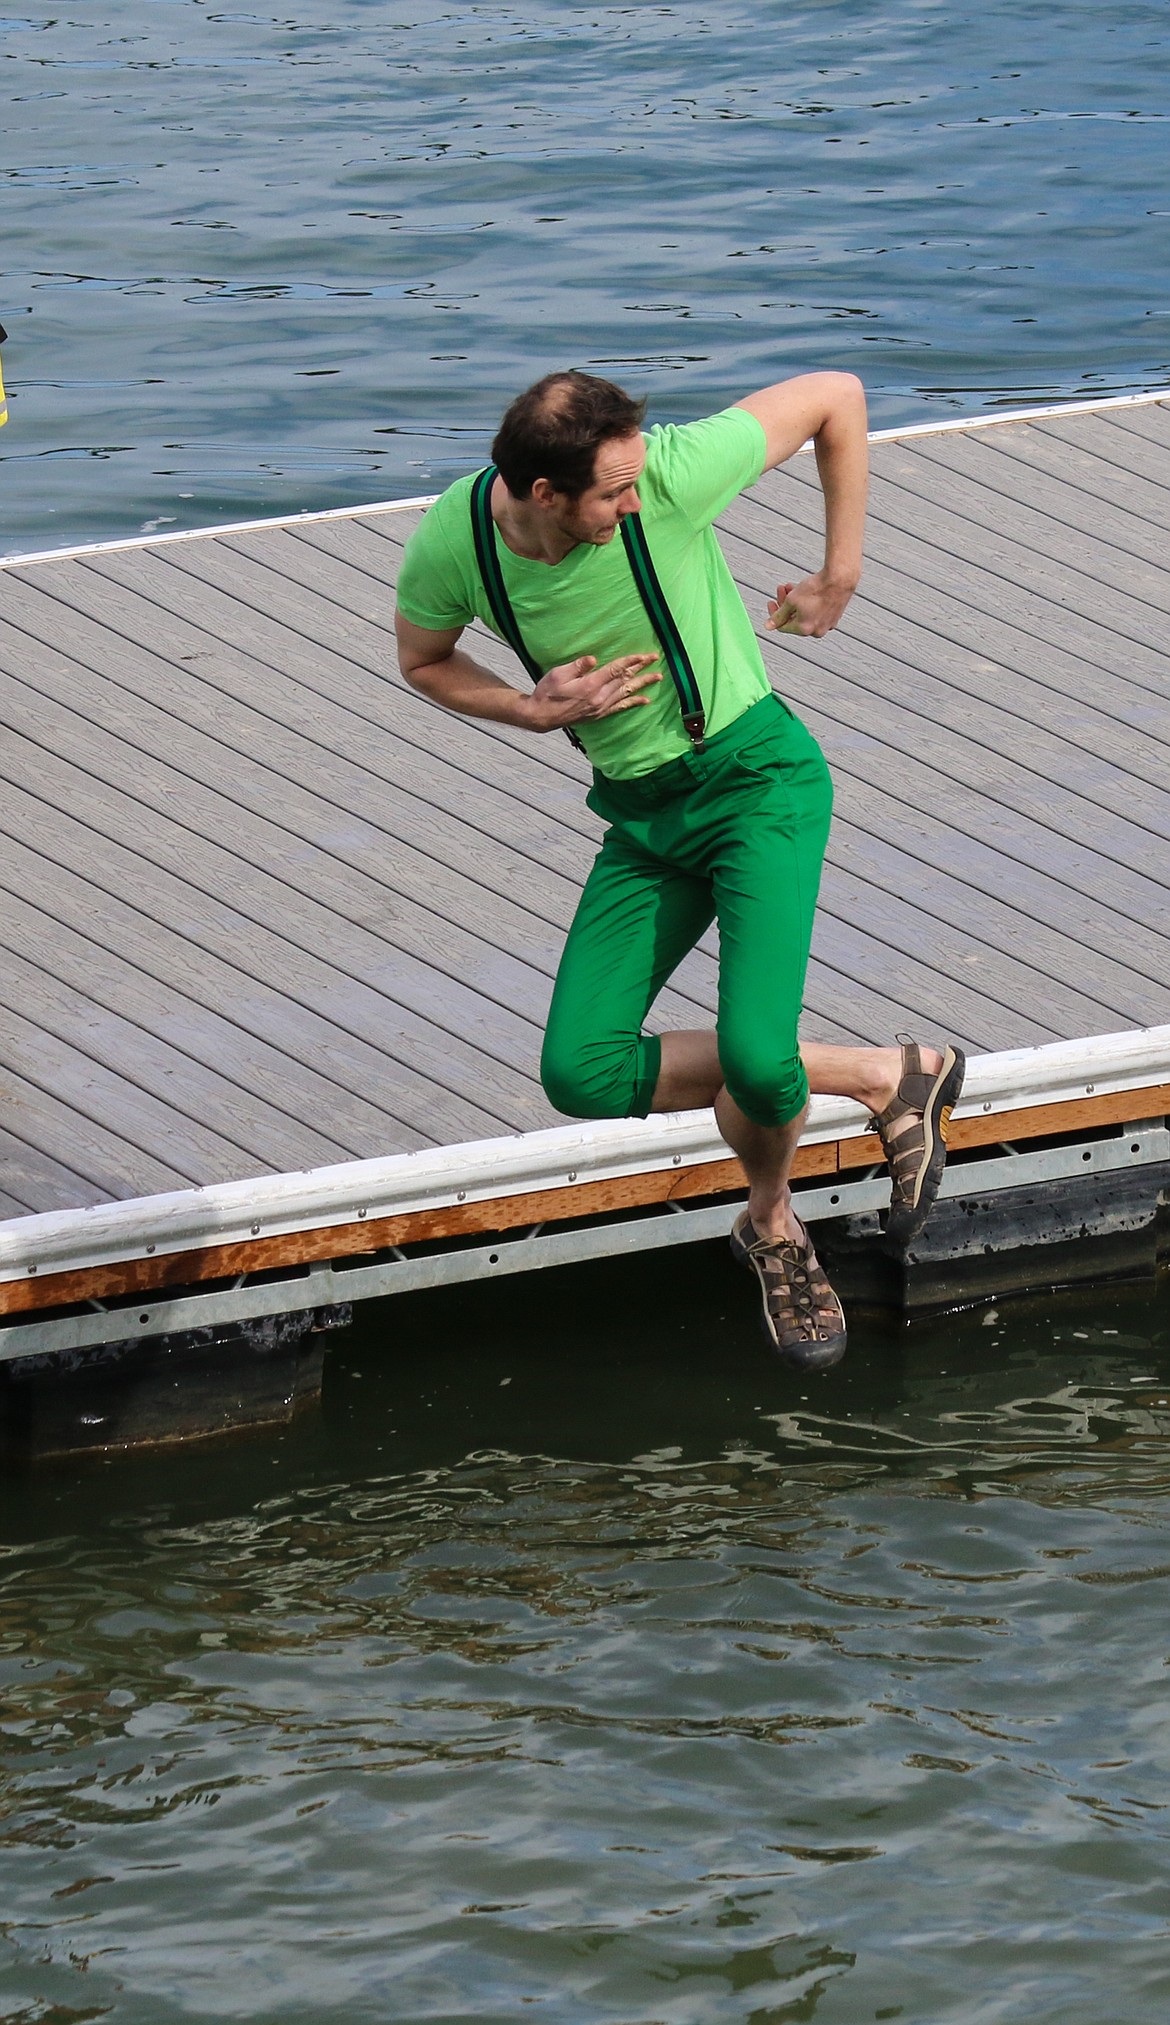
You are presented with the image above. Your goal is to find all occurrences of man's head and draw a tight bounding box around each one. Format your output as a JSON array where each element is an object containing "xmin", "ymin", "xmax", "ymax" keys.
[{"xmin": 492, "ymin": 370, "xmax": 647, "ymax": 545}]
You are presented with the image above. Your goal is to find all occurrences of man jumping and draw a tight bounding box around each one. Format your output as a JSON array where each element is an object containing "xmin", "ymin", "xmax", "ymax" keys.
[{"xmin": 394, "ymin": 369, "xmax": 964, "ymax": 1370}]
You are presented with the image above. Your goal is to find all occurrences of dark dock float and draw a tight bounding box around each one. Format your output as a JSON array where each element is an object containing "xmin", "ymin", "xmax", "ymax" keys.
[{"xmin": 1, "ymin": 393, "xmax": 1168, "ymax": 1452}]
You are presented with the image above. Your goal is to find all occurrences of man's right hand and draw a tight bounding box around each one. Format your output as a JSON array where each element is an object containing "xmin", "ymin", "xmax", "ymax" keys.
[{"xmin": 523, "ymin": 652, "xmax": 661, "ymax": 731}]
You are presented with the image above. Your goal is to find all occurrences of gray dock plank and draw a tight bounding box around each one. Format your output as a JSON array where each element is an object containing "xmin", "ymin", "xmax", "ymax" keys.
[
  {"xmin": 0, "ymin": 823, "xmax": 507, "ymax": 1158},
  {"xmin": 224, "ymin": 521, "xmax": 400, "ymax": 613},
  {"xmin": 756, "ymin": 611, "xmax": 1170, "ymax": 927},
  {"xmin": 4, "ymin": 550, "xmax": 720, "ymax": 1044},
  {"xmin": 0, "ymin": 568, "xmax": 717, "ymax": 1037},
  {"xmin": 790, "ymin": 460, "xmax": 1170, "ymax": 694},
  {"xmin": 0, "ymin": 1016, "xmax": 222, "ymax": 1196},
  {"xmin": 69, "ymin": 548, "xmax": 601, "ymax": 833},
  {"xmin": 0, "ymin": 727, "xmax": 554, "ymax": 1067},
  {"xmin": 1093, "ymin": 403, "xmax": 1170, "ymax": 451},
  {"xmin": 3, "ymin": 557, "xmax": 598, "ymax": 886},
  {"xmin": 355, "ymin": 506, "xmax": 426, "ymax": 543},
  {"xmin": 812, "ymin": 857, "xmax": 1125, "ymax": 1038},
  {"xmin": 868, "ymin": 439, "xmax": 1170, "ymax": 623},
  {"xmin": 279, "ymin": 514, "xmax": 416, "ymax": 581},
  {"xmin": 0, "ymin": 774, "xmax": 540, "ymax": 1150},
  {"xmin": 0, "ymin": 589, "xmax": 644, "ymax": 979},
  {"xmin": 1033, "ymin": 412, "xmax": 1170, "ymax": 490},
  {"xmin": 0, "ymin": 1128, "xmax": 105, "ymax": 1216},
  {"xmin": 912, "ymin": 430, "xmax": 1170, "ymax": 573},
  {"xmin": 0, "ymin": 943, "xmax": 348, "ymax": 1179},
  {"xmin": 859, "ymin": 466, "xmax": 1170, "ymax": 662},
  {"xmin": 8, "ymin": 543, "xmax": 719, "ymax": 1026},
  {"xmin": 721, "ymin": 518, "xmax": 1170, "ymax": 863},
  {"xmin": 1, "ymin": 401, "xmax": 1168, "ymax": 1218},
  {"xmin": 800, "ymin": 962, "xmax": 965, "ymax": 1055},
  {"xmin": 816, "ymin": 730, "xmax": 1170, "ymax": 965},
  {"xmin": 0, "ymin": 830, "xmax": 456, "ymax": 1147},
  {"xmin": 723, "ymin": 497, "xmax": 1170, "ymax": 810},
  {"xmin": 820, "ymin": 801, "xmax": 1167, "ymax": 1023},
  {"xmin": 962, "ymin": 419, "xmax": 1170, "ymax": 529},
  {"xmin": 806, "ymin": 912, "xmax": 1060, "ymax": 1055},
  {"xmin": 0, "ymin": 884, "xmax": 410, "ymax": 1164},
  {"xmin": 143, "ymin": 532, "xmax": 601, "ymax": 786},
  {"xmin": 0, "ymin": 642, "xmax": 588, "ymax": 1007}
]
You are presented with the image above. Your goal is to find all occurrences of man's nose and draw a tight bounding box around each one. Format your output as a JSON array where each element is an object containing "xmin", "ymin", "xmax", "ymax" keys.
[{"xmin": 619, "ymin": 487, "xmax": 641, "ymax": 516}]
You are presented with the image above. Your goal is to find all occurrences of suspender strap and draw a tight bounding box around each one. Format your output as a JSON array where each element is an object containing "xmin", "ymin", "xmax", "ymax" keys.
[
  {"xmin": 619, "ymin": 515, "xmax": 706, "ymax": 750},
  {"xmin": 468, "ymin": 465, "xmax": 707, "ymax": 753},
  {"xmin": 470, "ymin": 466, "xmax": 543, "ymax": 682},
  {"xmin": 470, "ymin": 466, "xmax": 584, "ymax": 752}
]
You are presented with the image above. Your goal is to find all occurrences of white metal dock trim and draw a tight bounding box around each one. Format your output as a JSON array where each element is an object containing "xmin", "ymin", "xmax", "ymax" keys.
[
  {"xmin": 0, "ymin": 493, "xmax": 438, "ymax": 571},
  {"xmin": 1, "ymin": 1027, "xmax": 1166, "ymax": 1285},
  {"xmin": 866, "ymin": 385, "xmax": 1168, "ymax": 444},
  {"xmin": 3, "ymin": 388, "xmax": 1165, "ymax": 572}
]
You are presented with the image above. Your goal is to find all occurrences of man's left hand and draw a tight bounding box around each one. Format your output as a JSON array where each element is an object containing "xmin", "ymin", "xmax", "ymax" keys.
[{"xmin": 766, "ymin": 568, "xmax": 858, "ymax": 639}]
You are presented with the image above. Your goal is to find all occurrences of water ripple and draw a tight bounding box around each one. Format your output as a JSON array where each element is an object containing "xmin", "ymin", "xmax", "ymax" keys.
[{"xmin": 4, "ymin": 0, "xmax": 1170, "ymax": 549}]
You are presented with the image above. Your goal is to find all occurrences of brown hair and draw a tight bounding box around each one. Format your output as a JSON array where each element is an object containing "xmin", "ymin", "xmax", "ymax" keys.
[{"xmin": 491, "ymin": 370, "xmax": 647, "ymax": 499}]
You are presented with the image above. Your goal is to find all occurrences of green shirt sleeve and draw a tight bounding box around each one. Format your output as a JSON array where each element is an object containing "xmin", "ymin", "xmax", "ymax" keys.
[
  {"xmin": 395, "ymin": 487, "xmax": 479, "ymax": 631},
  {"xmin": 644, "ymin": 407, "xmax": 768, "ymax": 530}
]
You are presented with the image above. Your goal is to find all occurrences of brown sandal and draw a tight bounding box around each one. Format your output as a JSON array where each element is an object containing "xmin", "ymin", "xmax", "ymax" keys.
[
  {"xmin": 870, "ymin": 1039, "xmax": 965, "ymax": 1251},
  {"xmin": 729, "ymin": 1210, "xmax": 847, "ymax": 1371}
]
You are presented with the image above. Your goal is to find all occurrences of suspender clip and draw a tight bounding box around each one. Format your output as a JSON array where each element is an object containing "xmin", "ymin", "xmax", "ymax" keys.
[{"xmin": 682, "ymin": 710, "xmax": 707, "ymax": 753}]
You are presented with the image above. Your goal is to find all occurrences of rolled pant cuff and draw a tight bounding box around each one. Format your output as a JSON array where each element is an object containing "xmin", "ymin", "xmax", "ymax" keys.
[
  {"xmin": 726, "ymin": 1065, "xmax": 809, "ymax": 1131},
  {"xmin": 629, "ymin": 1033, "xmax": 662, "ymax": 1118}
]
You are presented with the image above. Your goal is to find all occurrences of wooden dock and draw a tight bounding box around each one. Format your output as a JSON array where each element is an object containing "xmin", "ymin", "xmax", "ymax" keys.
[{"xmin": 0, "ymin": 392, "xmax": 1168, "ymax": 1348}]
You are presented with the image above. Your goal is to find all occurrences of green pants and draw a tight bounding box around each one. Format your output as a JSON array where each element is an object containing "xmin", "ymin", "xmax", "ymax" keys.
[{"xmin": 541, "ymin": 692, "xmax": 834, "ymax": 1129}]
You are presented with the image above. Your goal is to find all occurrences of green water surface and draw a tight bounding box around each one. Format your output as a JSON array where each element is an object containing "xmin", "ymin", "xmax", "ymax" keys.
[{"xmin": 2, "ymin": 1251, "xmax": 1169, "ymax": 2023}]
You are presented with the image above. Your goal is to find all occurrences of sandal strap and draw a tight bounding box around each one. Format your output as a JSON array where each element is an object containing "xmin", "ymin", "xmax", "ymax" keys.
[
  {"xmin": 871, "ymin": 1040, "xmax": 934, "ymax": 1130},
  {"xmin": 867, "ymin": 1037, "xmax": 965, "ymax": 1246},
  {"xmin": 737, "ymin": 1217, "xmax": 845, "ymax": 1347}
]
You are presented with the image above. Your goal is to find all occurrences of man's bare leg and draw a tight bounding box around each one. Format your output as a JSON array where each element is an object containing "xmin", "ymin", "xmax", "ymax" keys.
[
  {"xmin": 651, "ymin": 1030, "xmax": 943, "ymax": 1245},
  {"xmin": 713, "ymin": 1091, "xmax": 808, "ymax": 1246}
]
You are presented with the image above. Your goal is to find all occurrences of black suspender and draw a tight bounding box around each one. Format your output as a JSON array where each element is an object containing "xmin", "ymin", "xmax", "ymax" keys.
[
  {"xmin": 470, "ymin": 466, "xmax": 544, "ymax": 684},
  {"xmin": 469, "ymin": 464, "xmax": 707, "ymax": 753},
  {"xmin": 470, "ymin": 465, "xmax": 583, "ymax": 752},
  {"xmin": 618, "ymin": 513, "xmax": 707, "ymax": 750}
]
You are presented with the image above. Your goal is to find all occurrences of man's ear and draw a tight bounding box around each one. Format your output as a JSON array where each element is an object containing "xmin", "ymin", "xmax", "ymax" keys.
[{"xmin": 529, "ymin": 476, "xmax": 559, "ymax": 510}]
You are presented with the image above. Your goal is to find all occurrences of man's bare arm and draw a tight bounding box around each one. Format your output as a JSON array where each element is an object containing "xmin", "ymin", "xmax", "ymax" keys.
[
  {"xmin": 395, "ymin": 611, "xmax": 661, "ymax": 731},
  {"xmin": 395, "ymin": 615, "xmax": 530, "ymax": 726},
  {"xmin": 735, "ymin": 371, "xmax": 867, "ymax": 638}
]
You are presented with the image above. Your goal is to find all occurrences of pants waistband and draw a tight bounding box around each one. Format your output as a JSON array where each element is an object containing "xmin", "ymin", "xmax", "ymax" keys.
[{"xmin": 592, "ymin": 693, "xmax": 781, "ymax": 807}]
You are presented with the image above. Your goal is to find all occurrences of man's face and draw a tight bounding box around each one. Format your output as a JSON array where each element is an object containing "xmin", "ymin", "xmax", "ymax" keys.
[{"xmin": 546, "ymin": 432, "xmax": 646, "ymax": 545}]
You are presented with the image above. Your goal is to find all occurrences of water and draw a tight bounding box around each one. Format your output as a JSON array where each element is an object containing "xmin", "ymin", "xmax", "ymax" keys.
[
  {"xmin": 3, "ymin": 1252, "xmax": 1170, "ymax": 2022},
  {"xmin": 4, "ymin": 0, "xmax": 1170, "ymax": 554}
]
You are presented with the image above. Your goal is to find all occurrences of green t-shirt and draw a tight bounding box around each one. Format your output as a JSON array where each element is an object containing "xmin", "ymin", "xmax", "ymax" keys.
[{"xmin": 395, "ymin": 405, "xmax": 771, "ymax": 778}]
